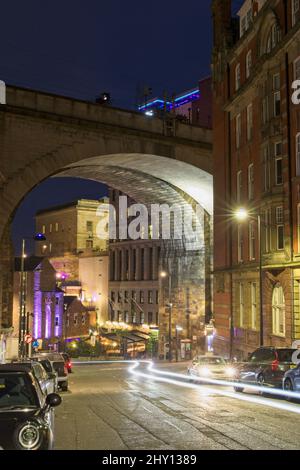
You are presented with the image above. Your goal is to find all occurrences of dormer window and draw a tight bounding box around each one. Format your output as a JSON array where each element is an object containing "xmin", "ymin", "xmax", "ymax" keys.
[{"xmin": 266, "ymin": 23, "xmax": 281, "ymax": 53}]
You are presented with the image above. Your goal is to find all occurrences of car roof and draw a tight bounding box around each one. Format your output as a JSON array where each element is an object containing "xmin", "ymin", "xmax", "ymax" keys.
[{"xmin": 0, "ymin": 364, "xmax": 33, "ymax": 373}]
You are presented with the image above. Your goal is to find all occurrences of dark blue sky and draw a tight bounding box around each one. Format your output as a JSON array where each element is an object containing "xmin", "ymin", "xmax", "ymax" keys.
[{"xmin": 1, "ymin": 0, "xmax": 216, "ymax": 253}]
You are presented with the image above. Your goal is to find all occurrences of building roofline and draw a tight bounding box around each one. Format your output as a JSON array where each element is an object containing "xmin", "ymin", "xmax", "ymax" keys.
[{"xmin": 36, "ymin": 198, "xmax": 107, "ymax": 216}]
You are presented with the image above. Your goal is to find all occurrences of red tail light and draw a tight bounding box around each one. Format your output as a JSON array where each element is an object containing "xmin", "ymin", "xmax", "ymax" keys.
[
  {"xmin": 272, "ymin": 360, "xmax": 279, "ymax": 372},
  {"xmin": 68, "ymin": 362, "xmax": 72, "ymax": 368}
]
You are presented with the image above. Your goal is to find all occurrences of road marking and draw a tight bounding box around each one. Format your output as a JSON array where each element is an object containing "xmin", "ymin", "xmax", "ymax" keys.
[
  {"xmin": 164, "ymin": 420, "xmax": 183, "ymax": 433},
  {"xmin": 142, "ymin": 406, "xmax": 153, "ymax": 414}
]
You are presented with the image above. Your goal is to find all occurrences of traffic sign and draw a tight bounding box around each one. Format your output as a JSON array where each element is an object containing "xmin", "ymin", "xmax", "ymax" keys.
[
  {"xmin": 24, "ymin": 334, "xmax": 33, "ymax": 344},
  {"xmin": 32, "ymin": 340, "xmax": 39, "ymax": 348}
]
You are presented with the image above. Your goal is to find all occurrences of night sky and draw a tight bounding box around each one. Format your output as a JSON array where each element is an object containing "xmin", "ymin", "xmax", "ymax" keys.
[{"xmin": 0, "ymin": 0, "xmax": 222, "ymax": 253}]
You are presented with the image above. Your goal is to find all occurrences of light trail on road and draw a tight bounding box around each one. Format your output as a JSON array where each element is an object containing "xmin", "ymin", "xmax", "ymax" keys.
[
  {"xmin": 72, "ymin": 359, "xmax": 300, "ymax": 414},
  {"xmin": 128, "ymin": 361, "xmax": 300, "ymax": 416}
]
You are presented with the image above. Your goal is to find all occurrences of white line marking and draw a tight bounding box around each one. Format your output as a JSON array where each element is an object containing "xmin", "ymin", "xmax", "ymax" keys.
[
  {"xmin": 164, "ymin": 420, "xmax": 183, "ymax": 433},
  {"xmin": 143, "ymin": 406, "xmax": 153, "ymax": 414}
]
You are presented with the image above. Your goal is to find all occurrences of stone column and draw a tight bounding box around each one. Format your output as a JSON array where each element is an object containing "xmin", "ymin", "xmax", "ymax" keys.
[
  {"xmin": 144, "ymin": 247, "xmax": 150, "ymax": 281},
  {"xmin": 135, "ymin": 248, "xmax": 141, "ymax": 281}
]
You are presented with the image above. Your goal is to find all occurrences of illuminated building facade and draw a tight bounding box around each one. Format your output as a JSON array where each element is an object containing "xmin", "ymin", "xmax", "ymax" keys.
[
  {"xmin": 12, "ymin": 257, "xmax": 64, "ymax": 349},
  {"xmin": 35, "ymin": 198, "xmax": 109, "ymax": 324},
  {"xmin": 213, "ymin": 0, "xmax": 300, "ymax": 358},
  {"xmin": 139, "ymin": 77, "xmax": 212, "ymax": 128}
]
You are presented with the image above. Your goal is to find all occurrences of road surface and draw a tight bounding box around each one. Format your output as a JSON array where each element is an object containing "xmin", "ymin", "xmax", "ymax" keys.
[{"xmin": 54, "ymin": 362, "xmax": 300, "ymax": 450}]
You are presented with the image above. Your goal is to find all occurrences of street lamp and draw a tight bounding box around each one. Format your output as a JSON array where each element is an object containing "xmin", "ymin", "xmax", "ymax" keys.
[
  {"xmin": 175, "ymin": 326, "xmax": 183, "ymax": 362},
  {"xmin": 19, "ymin": 233, "xmax": 46, "ymax": 359},
  {"xmin": 160, "ymin": 270, "xmax": 173, "ymax": 362},
  {"xmin": 234, "ymin": 208, "xmax": 263, "ymax": 347}
]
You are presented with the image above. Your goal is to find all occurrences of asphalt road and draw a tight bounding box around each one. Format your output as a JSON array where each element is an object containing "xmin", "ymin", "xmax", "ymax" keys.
[{"xmin": 54, "ymin": 362, "xmax": 300, "ymax": 450}]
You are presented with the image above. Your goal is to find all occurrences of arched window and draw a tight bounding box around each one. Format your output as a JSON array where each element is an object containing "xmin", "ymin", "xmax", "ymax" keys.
[
  {"xmin": 272, "ymin": 285, "xmax": 285, "ymax": 336},
  {"xmin": 266, "ymin": 23, "xmax": 281, "ymax": 53}
]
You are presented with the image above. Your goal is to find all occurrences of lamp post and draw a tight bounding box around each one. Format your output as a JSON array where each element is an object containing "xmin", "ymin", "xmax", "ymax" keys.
[
  {"xmin": 160, "ymin": 270, "xmax": 173, "ymax": 362},
  {"xmin": 175, "ymin": 326, "xmax": 183, "ymax": 362},
  {"xmin": 19, "ymin": 233, "xmax": 46, "ymax": 359},
  {"xmin": 235, "ymin": 209, "xmax": 263, "ymax": 347}
]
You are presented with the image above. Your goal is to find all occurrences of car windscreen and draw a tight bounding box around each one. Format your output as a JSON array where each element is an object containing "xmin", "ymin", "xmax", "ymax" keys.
[
  {"xmin": 198, "ymin": 357, "xmax": 226, "ymax": 365},
  {"xmin": 276, "ymin": 349, "xmax": 296, "ymax": 363},
  {"xmin": 0, "ymin": 372, "xmax": 38, "ymax": 409},
  {"xmin": 39, "ymin": 360, "xmax": 52, "ymax": 373}
]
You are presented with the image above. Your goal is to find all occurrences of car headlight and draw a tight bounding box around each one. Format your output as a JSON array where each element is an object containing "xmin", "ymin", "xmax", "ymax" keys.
[
  {"xmin": 225, "ymin": 367, "xmax": 236, "ymax": 378},
  {"xmin": 18, "ymin": 423, "xmax": 41, "ymax": 450},
  {"xmin": 198, "ymin": 367, "xmax": 211, "ymax": 377}
]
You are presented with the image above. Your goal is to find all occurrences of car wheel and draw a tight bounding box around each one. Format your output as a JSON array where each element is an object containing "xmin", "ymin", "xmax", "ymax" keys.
[
  {"xmin": 257, "ymin": 374, "xmax": 266, "ymax": 396},
  {"xmin": 61, "ymin": 382, "xmax": 68, "ymax": 392},
  {"xmin": 234, "ymin": 386, "xmax": 244, "ymax": 393},
  {"xmin": 284, "ymin": 379, "xmax": 294, "ymax": 401}
]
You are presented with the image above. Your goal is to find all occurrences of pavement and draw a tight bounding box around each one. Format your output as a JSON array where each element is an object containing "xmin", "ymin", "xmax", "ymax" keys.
[{"xmin": 54, "ymin": 361, "xmax": 300, "ymax": 450}]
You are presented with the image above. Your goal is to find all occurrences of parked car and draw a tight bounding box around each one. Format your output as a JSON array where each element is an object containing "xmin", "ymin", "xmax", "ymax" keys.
[
  {"xmin": 34, "ymin": 353, "xmax": 68, "ymax": 392},
  {"xmin": 234, "ymin": 347, "xmax": 297, "ymax": 393},
  {"xmin": 0, "ymin": 365, "xmax": 61, "ymax": 450},
  {"xmin": 283, "ymin": 362, "xmax": 300, "ymax": 397},
  {"xmin": 187, "ymin": 355, "xmax": 237, "ymax": 381},
  {"xmin": 61, "ymin": 353, "xmax": 72, "ymax": 373},
  {"xmin": 9, "ymin": 361, "xmax": 56, "ymax": 395},
  {"xmin": 31, "ymin": 357, "xmax": 58, "ymax": 392}
]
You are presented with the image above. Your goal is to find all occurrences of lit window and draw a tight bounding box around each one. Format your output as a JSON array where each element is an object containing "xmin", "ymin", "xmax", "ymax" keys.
[
  {"xmin": 250, "ymin": 283, "xmax": 257, "ymax": 330},
  {"xmin": 55, "ymin": 223, "xmax": 59, "ymax": 232},
  {"xmin": 49, "ymin": 224, "xmax": 53, "ymax": 233},
  {"xmin": 148, "ymin": 291, "xmax": 153, "ymax": 304},
  {"xmin": 140, "ymin": 312, "xmax": 145, "ymax": 324},
  {"xmin": 272, "ymin": 285, "xmax": 285, "ymax": 336},
  {"xmin": 42, "ymin": 225, "xmax": 46, "ymax": 234}
]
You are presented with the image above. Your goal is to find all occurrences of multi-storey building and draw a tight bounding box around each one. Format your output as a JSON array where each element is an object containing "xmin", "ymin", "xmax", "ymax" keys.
[
  {"xmin": 212, "ymin": 0, "xmax": 300, "ymax": 358},
  {"xmin": 108, "ymin": 188, "xmax": 161, "ymax": 328},
  {"xmin": 138, "ymin": 77, "xmax": 212, "ymax": 127},
  {"xmin": 35, "ymin": 198, "xmax": 109, "ymax": 324}
]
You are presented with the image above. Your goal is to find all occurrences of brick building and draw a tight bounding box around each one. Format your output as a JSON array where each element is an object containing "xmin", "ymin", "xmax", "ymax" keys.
[{"xmin": 212, "ymin": 0, "xmax": 300, "ymax": 358}]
